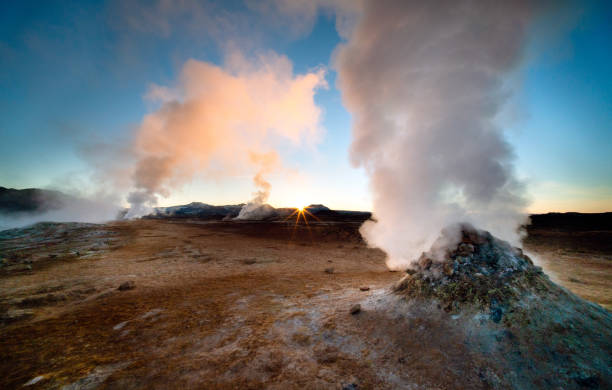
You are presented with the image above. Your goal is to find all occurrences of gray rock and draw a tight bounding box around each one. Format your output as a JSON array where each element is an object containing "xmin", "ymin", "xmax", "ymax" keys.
[
  {"xmin": 23, "ymin": 375, "xmax": 45, "ymax": 386},
  {"xmin": 118, "ymin": 281, "xmax": 135, "ymax": 291},
  {"xmin": 457, "ymin": 243, "xmax": 475, "ymax": 256},
  {"xmin": 350, "ymin": 304, "xmax": 361, "ymax": 315}
]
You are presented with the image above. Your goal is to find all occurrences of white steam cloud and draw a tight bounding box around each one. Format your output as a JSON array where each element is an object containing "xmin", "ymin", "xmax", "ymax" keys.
[
  {"xmin": 235, "ymin": 151, "xmax": 279, "ymax": 220},
  {"xmin": 335, "ymin": 0, "xmax": 533, "ymax": 269}
]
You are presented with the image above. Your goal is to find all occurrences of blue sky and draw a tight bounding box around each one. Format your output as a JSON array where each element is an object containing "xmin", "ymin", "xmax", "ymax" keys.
[{"xmin": 1, "ymin": 1, "xmax": 610, "ymax": 212}]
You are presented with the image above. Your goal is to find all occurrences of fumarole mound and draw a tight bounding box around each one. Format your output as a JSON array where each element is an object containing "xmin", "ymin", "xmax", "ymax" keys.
[{"xmin": 394, "ymin": 224, "xmax": 612, "ymax": 389}]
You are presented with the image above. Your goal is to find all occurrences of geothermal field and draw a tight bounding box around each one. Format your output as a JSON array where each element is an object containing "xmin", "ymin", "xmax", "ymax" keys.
[
  {"xmin": 0, "ymin": 207, "xmax": 610, "ymax": 389},
  {"xmin": 2, "ymin": 1, "xmax": 612, "ymax": 389}
]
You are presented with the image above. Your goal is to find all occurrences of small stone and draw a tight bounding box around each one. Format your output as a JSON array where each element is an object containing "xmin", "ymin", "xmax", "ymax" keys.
[
  {"xmin": 359, "ymin": 286, "xmax": 370, "ymax": 291},
  {"xmin": 490, "ymin": 306, "xmax": 503, "ymax": 323},
  {"xmin": 418, "ymin": 255, "xmax": 433, "ymax": 270},
  {"xmin": 118, "ymin": 281, "xmax": 135, "ymax": 291},
  {"xmin": 23, "ymin": 375, "xmax": 45, "ymax": 386},
  {"xmin": 1, "ymin": 309, "xmax": 34, "ymax": 324},
  {"xmin": 324, "ymin": 267, "xmax": 334, "ymax": 274},
  {"xmin": 242, "ymin": 258, "xmax": 257, "ymax": 265},
  {"xmin": 350, "ymin": 304, "xmax": 361, "ymax": 315},
  {"xmin": 457, "ymin": 243, "xmax": 475, "ymax": 256},
  {"xmin": 443, "ymin": 262, "xmax": 454, "ymax": 276}
]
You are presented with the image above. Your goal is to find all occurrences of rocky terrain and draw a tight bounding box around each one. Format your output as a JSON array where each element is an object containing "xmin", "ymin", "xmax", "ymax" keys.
[
  {"xmin": 0, "ymin": 212, "xmax": 610, "ymax": 389},
  {"xmin": 396, "ymin": 224, "xmax": 611, "ymax": 389}
]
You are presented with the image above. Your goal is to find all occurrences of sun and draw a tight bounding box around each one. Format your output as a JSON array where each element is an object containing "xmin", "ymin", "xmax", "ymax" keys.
[{"xmin": 285, "ymin": 205, "xmax": 320, "ymax": 225}]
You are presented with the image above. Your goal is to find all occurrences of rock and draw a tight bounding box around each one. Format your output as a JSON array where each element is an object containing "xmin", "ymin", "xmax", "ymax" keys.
[
  {"xmin": 242, "ymin": 258, "xmax": 257, "ymax": 265},
  {"xmin": 342, "ymin": 384, "xmax": 359, "ymax": 390},
  {"xmin": 391, "ymin": 223, "xmax": 612, "ymax": 389},
  {"xmin": 350, "ymin": 304, "xmax": 361, "ymax": 315},
  {"xmin": 314, "ymin": 346, "xmax": 339, "ymax": 364},
  {"xmin": 417, "ymin": 255, "xmax": 432, "ymax": 270},
  {"xmin": 457, "ymin": 243, "xmax": 475, "ymax": 256},
  {"xmin": 23, "ymin": 375, "xmax": 45, "ymax": 386},
  {"xmin": 489, "ymin": 306, "xmax": 503, "ymax": 323},
  {"xmin": 572, "ymin": 372, "xmax": 600, "ymax": 388},
  {"xmin": 324, "ymin": 267, "xmax": 334, "ymax": 274},
  {"xmin": 1, "ymin": 309, "xmax": 34, "ymax": 324},
  {"xmin": 359, "ymin": 286, "xmax": 370, "ymax": 291},
  {"xmin": 118, "ymin": 281, "xmax": 135, "ymax": 291},
  {"xmin": 443, "ymin": 262, "xmax": 454, "ymax": 276}
]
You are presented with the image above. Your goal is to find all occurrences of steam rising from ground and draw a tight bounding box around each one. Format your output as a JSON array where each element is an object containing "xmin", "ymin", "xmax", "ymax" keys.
[
  {"xmin": 235, "ymin": 151, "xmax": 279, "ymax": 220},
  {"xmin": 127, "ymin": 51, "xmax": 326, "ymax": 217},
  {"xmin": 0, "ymin": 192, "xmax": 120, "ymax": 231},
  {"xmin": 335, "ymin": 1, "xmax": 532, "ymax": 269}
]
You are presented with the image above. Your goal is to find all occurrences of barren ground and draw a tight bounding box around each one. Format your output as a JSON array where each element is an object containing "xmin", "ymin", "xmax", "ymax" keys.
[{"xmin": 0, "ymin": 219, "xmax": 610, "ymax": 389}]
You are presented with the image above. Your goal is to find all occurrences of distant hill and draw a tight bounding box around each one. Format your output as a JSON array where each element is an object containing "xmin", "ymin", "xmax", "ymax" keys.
[
  {"xmin": 0, "ymin": 187, "xmax": 69, "ymax": 215},
  {"xmin": 528, "ymin": 212, "xmax": 612, "ymax": 231},
  {"xmin": 145, "ymin": 202, "xmax": 372, "ymax": 222},
  {"xmin": 147, "ymin": 202, "xmax": 244, "ymax": 220}
]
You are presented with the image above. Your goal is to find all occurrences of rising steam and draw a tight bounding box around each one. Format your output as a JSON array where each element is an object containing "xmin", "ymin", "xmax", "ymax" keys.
[
  {"xmin": 335, "ymin": 0, "xmax": 533, "ymax": 269},
  {"xmin": 126, "ymin": 51, "xmax": 326, "ymax": 217},
  {"xmin": 235, "ymin": 151, "xmax": 279, "ymax": 220}
]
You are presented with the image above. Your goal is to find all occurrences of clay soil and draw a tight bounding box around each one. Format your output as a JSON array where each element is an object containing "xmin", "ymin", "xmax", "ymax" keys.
[{"xmin": 0, "ymin": 218, "xmax": 610, "ymax": 389}]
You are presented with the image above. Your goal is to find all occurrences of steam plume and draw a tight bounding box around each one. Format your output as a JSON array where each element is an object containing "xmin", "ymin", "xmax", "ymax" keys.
[
  {"xmin": 335, "ymin": 1, "xmax": 532, "ymax": 269},
  {"xmin": 235, "ymin": 151, "xmax": 279, "ymax": 220},
  {"xmin": 127, "ymin": 51, "xmax": 326, "ymax": 216}
]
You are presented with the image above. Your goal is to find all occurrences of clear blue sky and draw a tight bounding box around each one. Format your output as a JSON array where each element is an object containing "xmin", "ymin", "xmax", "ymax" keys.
[{"xmin": 1, "ymin": 1, "xmax": 610, "ymax": 212}]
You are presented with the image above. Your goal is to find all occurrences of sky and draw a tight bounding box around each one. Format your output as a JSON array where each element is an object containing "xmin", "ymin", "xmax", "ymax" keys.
[{"xmin": 1, "ymin": 0, "xmax": 611, "ymax": 213}]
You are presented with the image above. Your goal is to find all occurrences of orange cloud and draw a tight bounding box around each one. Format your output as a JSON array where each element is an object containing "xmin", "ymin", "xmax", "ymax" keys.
[{"xmin": 127, "ymin": 50, "xmax": 326, "ymax": 216}]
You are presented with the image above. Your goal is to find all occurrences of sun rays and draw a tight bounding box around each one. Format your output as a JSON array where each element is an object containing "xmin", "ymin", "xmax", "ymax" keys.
[
  {"xmin": 284, "ymin": 205, "xmax": 321, "ymax": 242},
  {"xmin": 285, "ymin": 206, "xmax": 320, "ymax": 225}
]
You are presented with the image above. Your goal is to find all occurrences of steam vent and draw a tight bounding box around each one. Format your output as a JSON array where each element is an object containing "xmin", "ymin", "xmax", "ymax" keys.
[{"xmin": 394, "ymin": 224, "xmax": 612, "ymax": 388}]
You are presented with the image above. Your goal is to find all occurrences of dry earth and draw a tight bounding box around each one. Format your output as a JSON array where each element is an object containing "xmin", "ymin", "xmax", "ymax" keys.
[
  {"xmin": 0, "ymin": 219, "xmax": 610, "ymax": 389},
  {"xmin": 523, "ymin": 228, "xmax": 612, "ymax": 311}
]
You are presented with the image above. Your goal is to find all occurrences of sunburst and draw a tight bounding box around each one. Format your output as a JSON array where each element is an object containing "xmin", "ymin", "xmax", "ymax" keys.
[
  {"xmin": 285, "ymin": 205, "xmax": 321, "ymax": 242},
  {"xmin": 285, "ymin": 206, "xmax": 320, "ymax": 225}
]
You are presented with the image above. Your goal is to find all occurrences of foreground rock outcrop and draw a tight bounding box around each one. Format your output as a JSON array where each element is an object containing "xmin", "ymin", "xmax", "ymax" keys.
[{"xmin": 394, "ymin": 224, "xmax": 612, "ymax": 389}]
